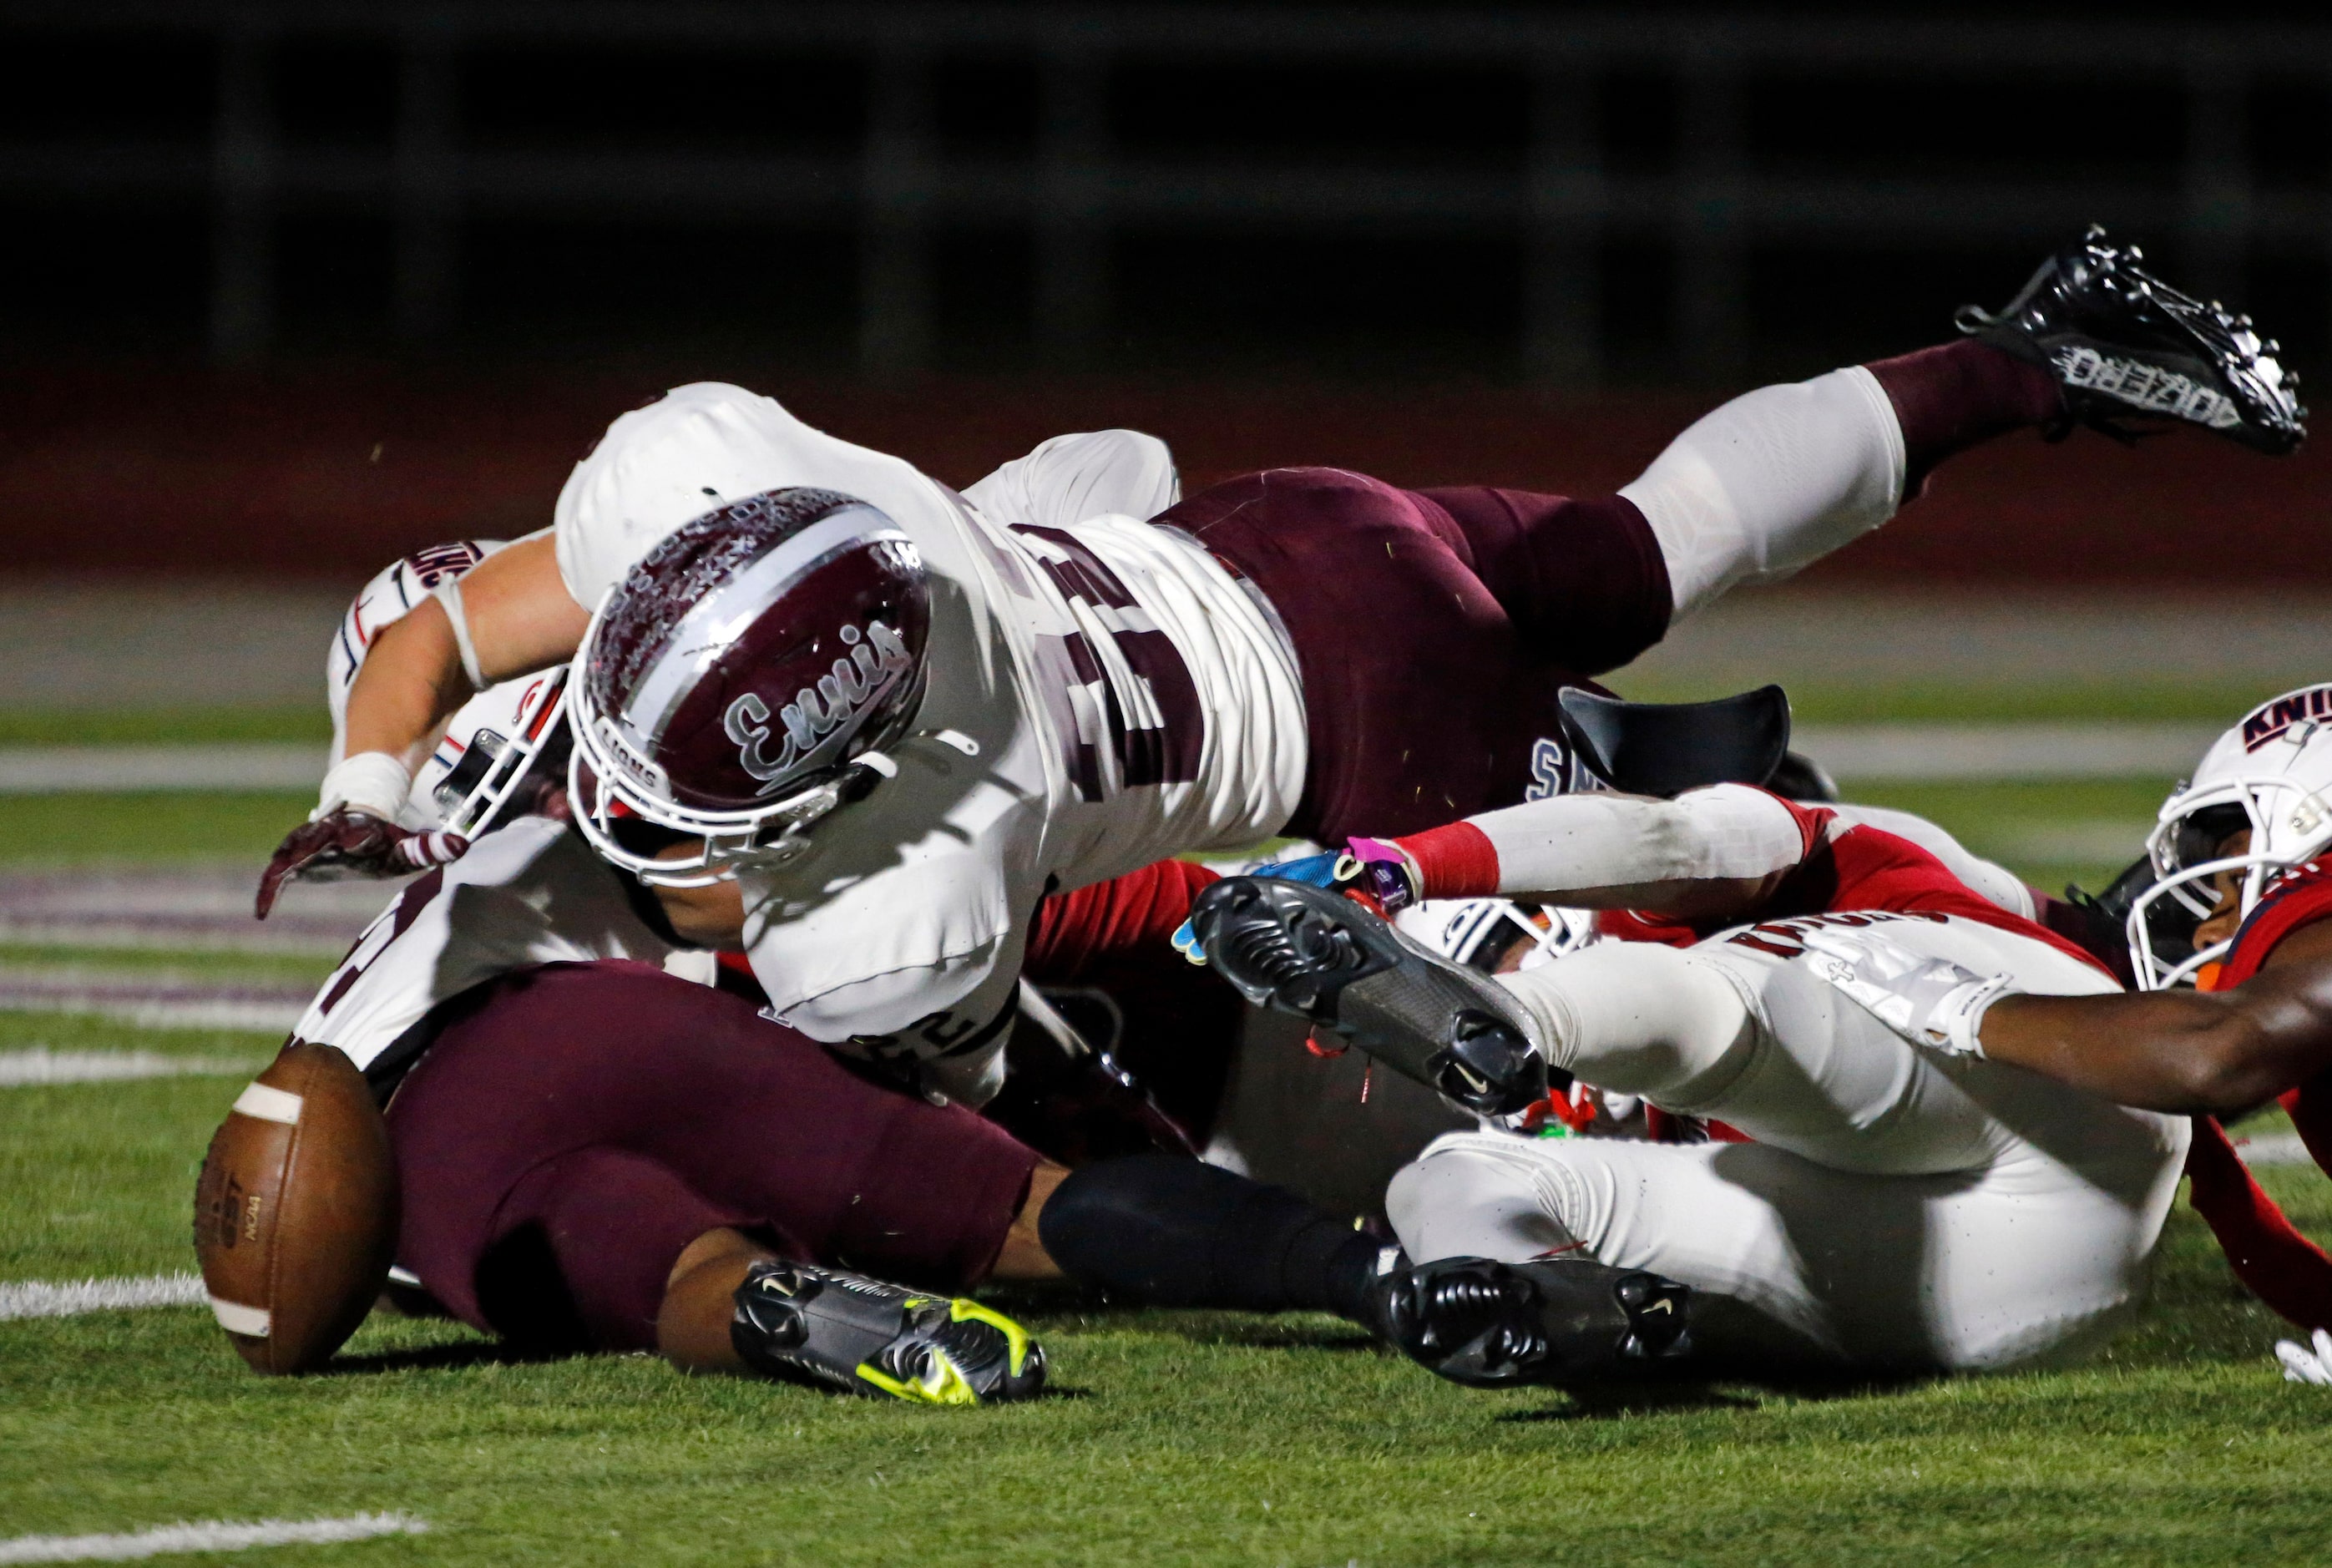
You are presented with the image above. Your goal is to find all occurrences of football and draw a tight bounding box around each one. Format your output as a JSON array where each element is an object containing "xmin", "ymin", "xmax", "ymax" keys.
[{"xmin": 192, "ymin": 1042, "xmax": 400, "ymax": 1374}]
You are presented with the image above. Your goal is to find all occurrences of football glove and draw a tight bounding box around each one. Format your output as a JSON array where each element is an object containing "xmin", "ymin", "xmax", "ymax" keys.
[
  {"xmin": 1798, "ymin": 928, "xmax": 2020, "ymax": 1059},
  {"xmin": 2277, "ymin": 1328, "xmax": 2332, "ymax": 1386},
  {"xmin": 255, "ymin": 810, "xmax": 468, "ymax": 919},
  {"xmin": 1171, "ymin": 841, "xmax": 1420, "ymax": 964}
]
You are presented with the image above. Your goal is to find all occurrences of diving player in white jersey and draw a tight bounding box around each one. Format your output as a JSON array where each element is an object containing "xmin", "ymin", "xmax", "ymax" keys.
[
  {"xmin": 268, "ymin": 231, "xmax": 2304, "ymax": 1109},
  {"xmin": 1050, "ymin": 787, "xmax": 2191, "ymax": 1381}
]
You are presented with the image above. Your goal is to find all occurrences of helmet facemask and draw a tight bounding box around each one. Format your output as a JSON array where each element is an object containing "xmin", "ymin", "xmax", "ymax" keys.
[
  {"xmin": 2128, "ymin": 774, "xmax": 2332, "ymax": 989},
  {"xmin": 1395, "ymin": 898, "xmax": 1598, "ymax": 976}
]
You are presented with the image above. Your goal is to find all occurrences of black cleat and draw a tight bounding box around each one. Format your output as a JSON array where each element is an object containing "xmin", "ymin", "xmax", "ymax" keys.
[
  {"xmin": 1366, "ymin": 1253, "xmax": 1692, "ymax": 1388},
  {"xmin": 1957, "ymin": 225, "xmax": 2304, "ymax": 454},
  {"xmin": 1189, "ymin": 875, "xmax": 1549, "ymax": 1116},
  {"xmin": 731, "ymin": 1262, "xmax": 1046, "ymax": 1405}
]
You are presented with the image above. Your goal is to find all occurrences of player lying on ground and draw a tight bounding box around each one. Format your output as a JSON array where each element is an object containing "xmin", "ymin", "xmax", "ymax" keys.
[
  {"xmin": 263, "ymin": 807, "xmax": 1236, "ymax": 1403},
  {"xmin": 1799, "ymin": 683, "xmax": 2332, "ymax": 1369},
  {"xmin": 268, "ymin": 229, "xmax": 2302, "ymax": 1107},
  {"xmin": 1048, "ymin": 788, "xmax": 2191, "ymax": 1383}
]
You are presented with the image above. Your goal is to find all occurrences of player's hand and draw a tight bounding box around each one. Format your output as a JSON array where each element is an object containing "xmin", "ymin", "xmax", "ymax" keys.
[
  {"xmin": 1798, "ymin": 928, "xmax": 2020, "ymax": 1059},
  {"xmin": 1171, "ymin": 845, "xmax": 1416, "ymax": 964},
  {"xmin": 255, "ymin": 809, "xmax": 468, "ymax": 919},
  {"xmin": 2277, "ymin": 1328, "xmax": 2332, "ymax": 1385}
]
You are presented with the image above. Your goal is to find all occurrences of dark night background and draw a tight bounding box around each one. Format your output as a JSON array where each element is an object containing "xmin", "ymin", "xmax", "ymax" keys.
[{"xmin": 3, "ymin": 0, "xmax": 2327, "ymax": 584}]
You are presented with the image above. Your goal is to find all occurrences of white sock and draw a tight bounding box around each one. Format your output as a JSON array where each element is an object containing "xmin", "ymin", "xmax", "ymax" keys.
[{"xmin": 1621, "ymin": 366, "xmax": 1906, "ymax": 620}]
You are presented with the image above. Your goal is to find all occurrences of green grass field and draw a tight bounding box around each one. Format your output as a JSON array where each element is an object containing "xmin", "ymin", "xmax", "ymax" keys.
[{"xmin": 6, "ymin": 700, "xmax": 2332, "ymax": 1565}]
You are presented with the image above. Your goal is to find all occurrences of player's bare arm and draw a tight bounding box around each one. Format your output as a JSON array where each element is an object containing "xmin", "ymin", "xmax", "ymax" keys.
[
  {"xmin": 1971, "ymin": 920, "xmax": 2332, "ymax": 1114},
  {"xmin": 340, "ymin": 534, "xmax": 586, "ymax": 770},
  {"xmin": 255, "ymin": 536, "xmax": 591, "ymax": 917}
]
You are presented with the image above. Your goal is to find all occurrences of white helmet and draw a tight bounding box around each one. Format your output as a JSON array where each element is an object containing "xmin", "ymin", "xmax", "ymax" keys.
[
  {"xmin": 2129, "ymin": 683, "xmax": 2332, "ymax": 989},
  {"xmin": 1394, "ymin": 898, "xmax": 1598, "ymax": 974}
]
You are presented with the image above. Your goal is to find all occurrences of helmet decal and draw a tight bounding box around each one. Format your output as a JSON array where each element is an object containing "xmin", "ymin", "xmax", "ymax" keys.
[
  {"xmin": 2243, "ymin": 685, "xmax": 2332, "ymax": 752},
  {"xmin": 721, "ymin": 619, "xmax": 914, "ymax": 795}
]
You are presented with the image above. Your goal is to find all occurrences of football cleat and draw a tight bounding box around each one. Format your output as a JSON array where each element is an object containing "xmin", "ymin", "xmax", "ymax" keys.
[
  {"xmin": 1188, "ymin": 875, "xmax": 1549, "ymax": 1116},
  {"xmin": 730, "ymin": 1262, "xmax": 1045, "ymax": 1406},
  {"xmin": 1366, "ymin": 1252, "xmax": 1692, "ymax": 1388},
  {"xmin": 1956, "ymin": 225, "xmax": 2304, "ymax": 454}
]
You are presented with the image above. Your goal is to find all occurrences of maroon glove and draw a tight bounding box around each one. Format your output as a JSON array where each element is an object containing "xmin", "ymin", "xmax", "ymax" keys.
[{"xmin": 255, "ymin": 809, "xmax": 469, "ymax": 919}]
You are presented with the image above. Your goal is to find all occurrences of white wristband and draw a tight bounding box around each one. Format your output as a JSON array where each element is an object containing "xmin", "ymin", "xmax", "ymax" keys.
[
  {"xmin": 432, "ymin": 579, "xmax": 488, "ymax": 693},
  {"xmin": 316, "ymin": 751, "xmax": 412, "ymax": 822}
]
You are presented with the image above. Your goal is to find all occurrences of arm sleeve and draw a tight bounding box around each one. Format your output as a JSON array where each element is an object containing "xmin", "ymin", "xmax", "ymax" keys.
[
  {"xmin": 1441, "ymin": 784, "xmax": 1816, "ymax": 899},
  {"xmin": 2185, "ymin": 1114, "xmax": 2332, "ymax": 1333},
  {"xmin": 1024, "ymin": 859, "xmax": 1220, "ymax": 982}
]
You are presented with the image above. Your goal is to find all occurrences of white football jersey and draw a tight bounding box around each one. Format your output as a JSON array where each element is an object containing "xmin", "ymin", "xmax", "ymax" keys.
[
  {"xmin": 551, "ymin": 383, "xmax": 1308, "ymax": 1049},
  {"xmin": 291, "ymin": 817, "xmax": 676, "ymax": 1076}
]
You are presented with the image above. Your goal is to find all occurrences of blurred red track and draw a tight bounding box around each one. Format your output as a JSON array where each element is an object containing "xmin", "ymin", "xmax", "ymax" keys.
[{"xmin": 3, "ymin": 364, "xmax": 2320, "ymax": 586}]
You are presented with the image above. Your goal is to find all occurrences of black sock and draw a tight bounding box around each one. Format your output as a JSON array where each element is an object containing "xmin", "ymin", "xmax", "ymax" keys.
[{"xmin": 1039, "ymin": 1154, "xmax": 1388, "ymax": 1321}]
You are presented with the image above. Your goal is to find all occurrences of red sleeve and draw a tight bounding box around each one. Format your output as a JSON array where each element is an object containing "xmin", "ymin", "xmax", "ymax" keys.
[
  {"xmin": 2185, "ymin": 1114, "xmax": 2332, "ymax": 1333},
  {"xmin": 1763, "ymin": 823, "xmax": 2116, "ymax": 979},
  {"xmin": 1023, "ymin": 860, "xmax": 1219, "ymax": 984},
  {"xmin": 1598, "ymin": 807, "xmax": 2110, "ymax": 979}
]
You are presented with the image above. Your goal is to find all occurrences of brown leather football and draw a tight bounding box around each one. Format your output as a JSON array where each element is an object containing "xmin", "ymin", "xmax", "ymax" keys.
[{"xmin": 193, "ymin": 1042, "xmax": 399, "ymax": 1374}]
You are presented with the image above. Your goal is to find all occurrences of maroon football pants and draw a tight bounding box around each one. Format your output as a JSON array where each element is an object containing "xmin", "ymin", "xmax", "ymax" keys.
[
  {"xmin": 1162, "ymin": 469, "xmax": 1672, "ymax": 840},
  {"xmin": 385, "ymin": 960, "xmax": 1040, "ymax": 1353}
]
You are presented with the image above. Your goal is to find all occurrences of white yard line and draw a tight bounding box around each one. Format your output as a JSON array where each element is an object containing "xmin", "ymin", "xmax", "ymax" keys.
[
  {"xmin": 0, "ymin": 1515, "xmax": 426, "ymax": 1564},
  {"xmin": 0, "ymin": 968, "xmax": 311, "ymax": 1034},
  {"xmin": 0, "ymin": 1049, "xmax": 259, "ymax": 1085},
  {"xmin": 0, "ymin": 1273, "xmax": 206, "ymax": 1322},
  {"xmin": 0, "ymin": 997, "xmax": 305, "ymax": 1034},
  {"xmin": 1796, "ymin": 722, "xmax": 2221, "ymax": 782},
  {"xmin": 0, "ymin": 746, "xmax": 322, "ymax": 795},
  {"xmin": 2235, "ymin": 1133, "xmax": 2316, "ymax": 1168},
  {"xmin": 0, "ymin": 922, "xmax": 350, "ymax": 959}
]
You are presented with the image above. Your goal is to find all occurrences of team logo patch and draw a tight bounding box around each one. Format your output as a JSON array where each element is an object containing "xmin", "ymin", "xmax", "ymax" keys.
[
  {"xmin": 2242, "ymin": 685, "xmax": 2332, "ymax": 753},
  {"xmin": 724, "ymin": 620, "xmax": 914, "ymax": 793}
]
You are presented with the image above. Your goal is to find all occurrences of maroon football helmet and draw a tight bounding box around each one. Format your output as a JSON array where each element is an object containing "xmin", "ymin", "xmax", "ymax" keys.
[{"xmin": 568, "ymin": 488, "xmax": 931, "ymax": 884}]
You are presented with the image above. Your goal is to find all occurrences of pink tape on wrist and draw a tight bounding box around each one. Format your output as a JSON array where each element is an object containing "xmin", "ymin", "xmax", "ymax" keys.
[{"xmin": 1390, "ymin": 821, "xmax": 1500, "ymax": 900}]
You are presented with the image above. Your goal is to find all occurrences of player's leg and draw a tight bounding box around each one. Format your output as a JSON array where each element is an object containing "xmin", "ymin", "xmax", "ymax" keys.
[
  {"xmin": 386, "ymin": 962, "xmax": 1060, "ymax": 1398},
  {"xmin": 1192, "ymin": 877, "xmax": 2002, "ymax": 1174},
  {"xmin": 1434, "ymin": 229, "xmax": 2303, "ymax": 639},
  {"xmin": 1169, "ymin": 466, "xmax": 1569, "ymax": 837},
  {"xmin": 1386, "ymin": 1129, "xmax": 2161, "ymax": 1371},
  {"xmin": 1035, "ymin": 1151, "xmax": 1688, "ymax": 1384}
]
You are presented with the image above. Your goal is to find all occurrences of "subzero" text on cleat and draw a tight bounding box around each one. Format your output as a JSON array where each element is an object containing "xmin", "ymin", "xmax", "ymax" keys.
[{"xmin": 1957, "ymin": 224, "xmax": 2304, "ymax": 454}]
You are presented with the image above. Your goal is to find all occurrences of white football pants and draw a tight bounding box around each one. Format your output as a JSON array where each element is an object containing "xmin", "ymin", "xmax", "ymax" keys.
[{"xmin": 1386, "ymin": 926, "xmax": 2190, "ymax": 1371}]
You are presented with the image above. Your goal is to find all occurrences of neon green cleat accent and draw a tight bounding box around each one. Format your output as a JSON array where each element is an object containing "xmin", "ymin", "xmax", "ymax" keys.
[{"xmin": 731, "ymin": 1262, "xmax": 1048, "ymax": 1405}]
